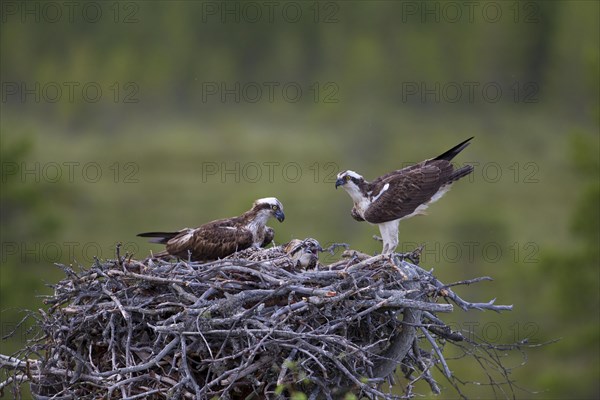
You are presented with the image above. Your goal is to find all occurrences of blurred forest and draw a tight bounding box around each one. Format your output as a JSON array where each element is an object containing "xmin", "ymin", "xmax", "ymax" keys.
[{"xmin": 1, "ymin": 1, "xmax": 599, "ymax": 398}]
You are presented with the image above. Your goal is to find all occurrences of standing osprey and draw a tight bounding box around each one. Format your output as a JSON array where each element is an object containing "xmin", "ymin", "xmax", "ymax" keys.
[
  {"xmin": 137, "ymin": 197, "xmax": 285, "ymax": 261},
  {"xmin": 335, "ymin": 137, "xmax": 474, "ymax": 254}
]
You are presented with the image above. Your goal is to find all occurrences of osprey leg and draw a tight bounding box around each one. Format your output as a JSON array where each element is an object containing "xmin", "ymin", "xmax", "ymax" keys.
[{"xmin": 378, "ymin": 220, "xmax": 400, "ymax": 254}]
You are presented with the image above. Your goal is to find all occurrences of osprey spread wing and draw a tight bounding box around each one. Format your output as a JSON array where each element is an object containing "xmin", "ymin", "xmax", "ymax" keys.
[
  {"xmin": 137, "ymin": 197, "xmax": 285, "ymax": 261},
  {"xmin": 335, "ymin": 137, "xmax": 474, "ymax": 254}
]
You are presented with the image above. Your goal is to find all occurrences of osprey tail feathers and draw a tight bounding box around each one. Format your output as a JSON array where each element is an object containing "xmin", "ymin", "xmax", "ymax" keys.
[
  {"xmin": 137, "ymin": 231, "xmax": 179, "ymax": 244},
  {"xmin": 449, "ymin": 165, "xmax": 474, "ymax": 183},
  {"xmin": 434, "ymin": 137, "xmax": 474, "ymax": 161}
]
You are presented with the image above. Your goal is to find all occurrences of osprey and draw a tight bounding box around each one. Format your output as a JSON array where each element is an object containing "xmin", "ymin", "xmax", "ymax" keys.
[
  {"xmin": 335, "ymin": 137, "xmax": 474, "ymax": 254},
  {"xmin": 229, "ymin": 238, "xmax": 322, "ymax": 270},
  {"xmin": 137, "ymin": 197, "xmax": 285, "ymax": 261}
]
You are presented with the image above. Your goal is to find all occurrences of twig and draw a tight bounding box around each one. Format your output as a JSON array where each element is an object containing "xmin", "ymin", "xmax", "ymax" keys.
[{"xmin": 421, "ymin": 327, "xmax": 451, "ymax": 378}]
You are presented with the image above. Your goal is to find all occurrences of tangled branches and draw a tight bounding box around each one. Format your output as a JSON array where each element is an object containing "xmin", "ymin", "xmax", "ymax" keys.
[{"xmin": 1, "ymin": 242, "xmax": 515, "ymax": 399}]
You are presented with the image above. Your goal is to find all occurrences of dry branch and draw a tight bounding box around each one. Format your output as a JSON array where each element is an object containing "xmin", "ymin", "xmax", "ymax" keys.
[{"xmin": 0, "ymin": 242, "xmax": 518, "ymax": 399}]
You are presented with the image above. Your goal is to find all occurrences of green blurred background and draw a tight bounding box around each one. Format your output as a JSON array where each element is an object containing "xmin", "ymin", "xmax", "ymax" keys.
[{"xmin": 1, "ymin": 1, "xmax": 598, "ymax": 398}]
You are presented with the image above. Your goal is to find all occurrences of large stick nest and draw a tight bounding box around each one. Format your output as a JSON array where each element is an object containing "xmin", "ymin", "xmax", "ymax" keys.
[{"xmin": 1, "ymin": 240, "xmax": 515, "ymax": 399}]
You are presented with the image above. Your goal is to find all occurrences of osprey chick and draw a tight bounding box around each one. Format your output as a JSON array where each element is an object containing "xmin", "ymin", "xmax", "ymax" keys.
[
  {"xmin": 335, "ymin": 138, "xmax": 474, "ymax": 254},
  {"xmin": 138, "ymin": 197, "xmax": 285, "ymax": 261},
  {"xmin": 229, "ymin": 237, "xmax": 322, "ymax": 270}
]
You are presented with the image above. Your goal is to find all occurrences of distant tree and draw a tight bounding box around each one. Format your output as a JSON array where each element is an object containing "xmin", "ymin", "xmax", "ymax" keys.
[{"xmin": 536, "ymin": 131, "xmax": 599, "ymax": 397}]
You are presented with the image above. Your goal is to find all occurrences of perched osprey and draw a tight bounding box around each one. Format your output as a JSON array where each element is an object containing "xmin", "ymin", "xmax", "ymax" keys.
[
  {"xmin": 335, "ymin": 137, "xmax": 474, "ymax": 254},
  {"xmin": 137, "ymin": 197, "xmax": 285, "ymax": 261}
]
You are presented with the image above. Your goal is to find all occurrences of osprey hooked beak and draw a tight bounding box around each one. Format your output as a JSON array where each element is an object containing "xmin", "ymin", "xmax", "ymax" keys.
[
  {"xmin": 335, "ymin": 177, "xmax": 345, "ymax": 189},
  {"xmin": 274, "ymin": 208, "xmax": 285, "ymax": 222}
]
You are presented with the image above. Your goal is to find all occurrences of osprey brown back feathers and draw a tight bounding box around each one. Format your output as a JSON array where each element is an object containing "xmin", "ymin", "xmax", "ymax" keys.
[
  {"xmin": 138, "ymin": 197, "xmax": 284, "ymax": 261},
  {"xmin": 362, "ymin": 137, "xmax": 473, "ymax": 223}
]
